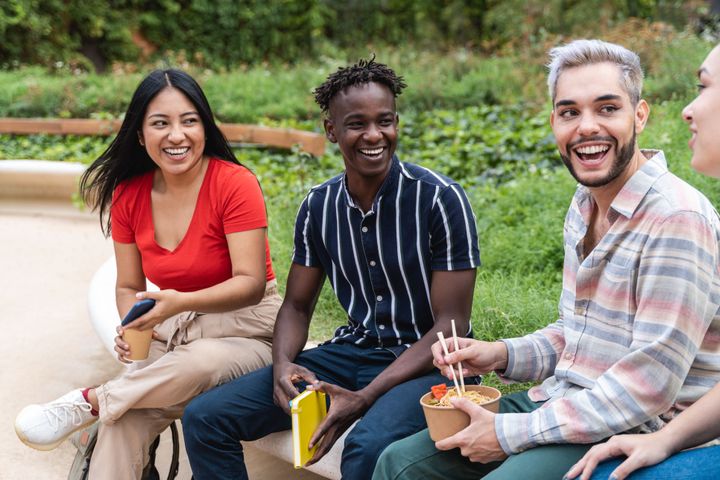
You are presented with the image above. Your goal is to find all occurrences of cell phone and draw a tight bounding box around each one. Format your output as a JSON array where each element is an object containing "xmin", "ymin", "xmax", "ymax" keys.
[{"xmin": 120, "ymin": 298, "xmax": 156, "ymax": 326}]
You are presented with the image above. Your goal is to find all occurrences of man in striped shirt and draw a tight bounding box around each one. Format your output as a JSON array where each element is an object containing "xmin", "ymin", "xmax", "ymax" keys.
[
  {"xmin": 182, "ymin": 58, "xmax": 481, "ymax": 479},
  {"xmin": 374, "ymin": 40, "xmax": 720, "ymax": 480}
]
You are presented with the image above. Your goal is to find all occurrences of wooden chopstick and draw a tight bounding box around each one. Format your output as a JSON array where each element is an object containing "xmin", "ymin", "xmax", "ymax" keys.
[
  {"xmin": 450, "ymin": 319, "xmax": 466, "ymax": 394},
  {"xmin": 437, "ymin": 332, "xmax": 462, "ymax": 398}
]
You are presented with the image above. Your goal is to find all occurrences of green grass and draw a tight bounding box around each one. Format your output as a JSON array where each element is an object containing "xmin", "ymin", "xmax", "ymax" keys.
[
  {"xmin": 643, "ymin": 99, "xmax": 720, "ymax": 204},
  {"xmin": 262, "ymin": 173, "xmax": 570, "ymax": 345}
]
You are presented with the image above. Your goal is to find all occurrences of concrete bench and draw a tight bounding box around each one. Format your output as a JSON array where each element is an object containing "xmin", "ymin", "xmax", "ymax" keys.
[
  {"xmin": 0, "ymin": 159, "xmax": 85, "ymax": 200},
  {"xmin": 87, "ymin": 257, "xmax": 346, "ymax": 479}
]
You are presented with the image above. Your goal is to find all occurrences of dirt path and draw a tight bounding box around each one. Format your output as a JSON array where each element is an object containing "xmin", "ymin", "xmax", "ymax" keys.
[{"xmin": 0, "ymin": 201, "xmax": 118, "ymax": 479}]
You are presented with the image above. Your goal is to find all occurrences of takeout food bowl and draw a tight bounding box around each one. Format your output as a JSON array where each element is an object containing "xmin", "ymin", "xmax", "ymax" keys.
[{"xmin": 420, "ymin": 384, "xmax": 501, "ymax": 441}]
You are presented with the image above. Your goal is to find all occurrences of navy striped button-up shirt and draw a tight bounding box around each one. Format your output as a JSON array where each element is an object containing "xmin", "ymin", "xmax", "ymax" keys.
[{"xmin": 293, "ymin": 156, "xmax": 480, "ymax": 351}]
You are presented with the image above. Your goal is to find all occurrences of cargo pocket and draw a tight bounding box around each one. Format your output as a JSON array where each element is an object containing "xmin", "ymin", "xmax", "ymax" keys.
[{"xmin": 222, "ymin": 294, "xmax": 280, "ymax": 340}]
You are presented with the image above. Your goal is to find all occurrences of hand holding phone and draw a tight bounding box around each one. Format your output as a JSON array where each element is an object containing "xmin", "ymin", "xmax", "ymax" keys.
[{"xmin": 120, "ymin": 298, "xmax": 156, "ymax": 326}]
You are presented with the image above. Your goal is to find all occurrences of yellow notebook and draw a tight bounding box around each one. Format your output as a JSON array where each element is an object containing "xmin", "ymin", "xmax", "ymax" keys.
[{"xmin": 290, "ymin": 389, "xmax": 327, "ymax": 469}]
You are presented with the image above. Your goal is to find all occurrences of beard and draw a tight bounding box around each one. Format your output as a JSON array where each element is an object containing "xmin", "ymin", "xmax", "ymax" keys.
[{"xmin": 560, "ymin": 129, "xmax": 636, "ymax": 188}]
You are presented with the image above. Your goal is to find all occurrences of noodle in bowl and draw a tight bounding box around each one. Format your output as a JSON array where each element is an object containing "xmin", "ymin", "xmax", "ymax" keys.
[
  {"xmin": 420, "ymin": 384, "xmax": 501, "ymax": 441},
  {"xmin": 426, "ymin": 387, "xmax": 496, "ymax": 407}
]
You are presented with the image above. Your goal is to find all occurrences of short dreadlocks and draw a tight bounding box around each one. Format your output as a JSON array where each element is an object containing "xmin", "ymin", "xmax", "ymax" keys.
[{"xmin": 313, "ymin": 56, "xmax": 407, "ymax": 114}]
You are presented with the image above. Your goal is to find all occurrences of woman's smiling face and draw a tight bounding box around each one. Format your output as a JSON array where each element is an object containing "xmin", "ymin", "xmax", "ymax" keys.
[
  {"xmin": 683, "ymin": 45, "xmax": 720, "ymax": 178},
  {"xmin": 139, "ymin": 87, "xmax": 206, "ymax": 178}
]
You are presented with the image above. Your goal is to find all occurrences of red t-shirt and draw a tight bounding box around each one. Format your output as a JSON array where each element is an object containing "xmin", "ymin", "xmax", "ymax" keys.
[{"xmin": 111, "ymin": 158, "xmax": 275, "ymax": 292}]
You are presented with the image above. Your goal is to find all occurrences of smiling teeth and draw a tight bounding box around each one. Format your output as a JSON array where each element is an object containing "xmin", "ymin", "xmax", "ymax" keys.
[
  {"xmin": 361, "ymin": 147, "xmax": 383, "ymax": 155},
  {"xmin": 164, "ymin": 147, "xmax": 189, "ymax": 155},
  {"xmin": 576, "ymin": 145, "xmax": 609, "ymax": 154}
]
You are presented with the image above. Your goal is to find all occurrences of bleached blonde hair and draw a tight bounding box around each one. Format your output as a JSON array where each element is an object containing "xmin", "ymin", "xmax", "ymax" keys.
[{"xmin": 547, "ymin": 39, "xmax": 644, "ymax": 105}]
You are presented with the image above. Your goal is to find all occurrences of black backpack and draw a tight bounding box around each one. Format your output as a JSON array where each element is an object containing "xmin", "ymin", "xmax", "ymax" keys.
[{"xmin": 67, "ymin": 421, "xmax": 180, "ymax": 480}]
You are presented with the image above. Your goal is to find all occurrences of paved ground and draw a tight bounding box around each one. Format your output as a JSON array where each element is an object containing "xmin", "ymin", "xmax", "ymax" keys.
[{"xmin": 0, "ymin": 199, "xmax": 321, "ymax": 479}]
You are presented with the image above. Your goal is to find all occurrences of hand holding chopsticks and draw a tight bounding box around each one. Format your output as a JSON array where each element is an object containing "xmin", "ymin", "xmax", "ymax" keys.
[
  {"xmin": 436, "ymin": 318, "xmax": 466, "ymax": 397},
  {"xmin": 450, "ymin": 319, "xmax": 466, "ymax": 394}
]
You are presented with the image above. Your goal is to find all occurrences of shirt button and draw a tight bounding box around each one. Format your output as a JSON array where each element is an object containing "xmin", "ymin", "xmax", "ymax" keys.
[
  {"xmin": 379, "ymin": 325, "xmax": 386, "ymax": 330},
  {"xmin": 574, "ymin": 306, "xmax": 585, "ymax": 315},
  {"xmin": 376, "ymin": 295, "xmax": 383, "ymax": 302},
  {"xmin": 369, "ymin": 260, "xmax": 377, "ymax": 267},
  {"xmin": 564, "ymin": 352, "xmax": 573, "ymax": 360},
  {"xmin": 362, "ymin": 226, "xmax": 368, "ymax": 233}
]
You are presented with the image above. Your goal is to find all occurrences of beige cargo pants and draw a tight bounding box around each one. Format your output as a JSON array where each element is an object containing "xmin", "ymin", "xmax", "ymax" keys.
[{"xmin": 88, "ymin": 281, "xmax": 281, "ymax": 479}]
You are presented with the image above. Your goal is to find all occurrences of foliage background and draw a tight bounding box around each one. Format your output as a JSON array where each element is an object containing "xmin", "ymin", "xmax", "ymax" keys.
[{"xmin": 0, "ymin": 0, "xmax": 710, "ymax": 71}]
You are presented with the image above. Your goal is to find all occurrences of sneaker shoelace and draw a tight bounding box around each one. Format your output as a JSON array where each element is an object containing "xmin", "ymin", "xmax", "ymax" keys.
[{"xmin": 43, "ymin": 400, "xmax": 92, "ymax": 432}]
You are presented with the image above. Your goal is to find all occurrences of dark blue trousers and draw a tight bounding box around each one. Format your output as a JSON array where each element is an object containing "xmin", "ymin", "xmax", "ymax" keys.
[{"xmin": 182, "ymin": 343, "xmax": 455, "ymax": 480}]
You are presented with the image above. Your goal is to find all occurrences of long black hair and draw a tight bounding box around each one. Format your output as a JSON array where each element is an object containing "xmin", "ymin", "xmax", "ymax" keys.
[{"xmin": 80, "ymin": 69, "xmax": 239, "ymax": 236}]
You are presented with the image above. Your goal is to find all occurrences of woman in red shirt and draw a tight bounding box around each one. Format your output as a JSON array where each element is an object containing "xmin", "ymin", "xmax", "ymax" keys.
[{"xmin": 14, "ymin": 69, "xmax": 281, "ymax": 478}]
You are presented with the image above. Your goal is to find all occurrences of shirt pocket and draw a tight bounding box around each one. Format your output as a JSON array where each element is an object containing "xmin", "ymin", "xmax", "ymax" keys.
[{"xmin": 582, "ymin": 257, "xmax": 637, "ymax": 331}]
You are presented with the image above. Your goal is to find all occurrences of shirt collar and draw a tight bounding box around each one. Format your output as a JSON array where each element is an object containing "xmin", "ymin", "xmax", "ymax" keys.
[
  {"xmin": 342, "ymin": 155, "xmax": 401, "ymax": 215},
  {"xmin": 576, "ymin": 149, "xmax": 666, "ymax": 221},
  {"xmin": 610, "ymin": 149, "xmax": 666, "ymax": 219}
]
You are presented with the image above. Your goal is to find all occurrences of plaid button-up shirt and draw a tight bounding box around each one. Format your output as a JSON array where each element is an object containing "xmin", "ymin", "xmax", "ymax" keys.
[{"xmin": 496, "ymin": 150, "xmax": 720, "ymax": 454}]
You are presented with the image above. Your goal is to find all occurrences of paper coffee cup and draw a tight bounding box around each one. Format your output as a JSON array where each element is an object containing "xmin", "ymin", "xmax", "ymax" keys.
[{"xmin": 122, "ymin": 327, "xmax": 153, "ymax": 361}]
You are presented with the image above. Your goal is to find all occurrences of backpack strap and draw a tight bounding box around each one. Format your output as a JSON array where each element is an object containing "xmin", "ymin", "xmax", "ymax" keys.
[{"xmin": 67, "ymin": 422, "xmax": 99, "ymax": 480}]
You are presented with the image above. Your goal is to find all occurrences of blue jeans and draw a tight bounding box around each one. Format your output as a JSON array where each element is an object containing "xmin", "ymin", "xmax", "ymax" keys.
[
  {"xmin": 589, "ymin": 444, "xmax": 720, "ymax": 479},
  {"xmin": 182, "ymin": 342, "xmax": 454, "ymax": 480}
]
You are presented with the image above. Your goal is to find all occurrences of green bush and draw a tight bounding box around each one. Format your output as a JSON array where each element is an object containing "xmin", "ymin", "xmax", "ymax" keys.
[
  {"xmin": 0, "ymin": 0, "xmax": 138, "ymax": 70},
  {"xmin": 399, "ymin": 105, "xmax": 557, "ymax": 185},
  {"xmin": 0, "ymin": 133, "xmax": 109, "ymax": 162},
  {"xmin": 202, "ymin": 68, "xmax": 325, "ymax": 122},
  {"xmin": 1, "ymin": 32, "xmax": 712, "ymax": 123},
  {"xmin": 0, "ymin": 105, "xmax": 559, "ymax": 186},
  {"xmin": 643, "ymin": 32, "xmax": 714, "ymax": 102},
  {"xmin": 1, "ymin": 1, "xmax": 709, "ymax": 71},
  {"xmin": 138, "ymin": 0, "xmax": 325, "ymax": 69},
  {"xmin": 0, "ymin": 67, "xmax": 143, "ymax": 118}
]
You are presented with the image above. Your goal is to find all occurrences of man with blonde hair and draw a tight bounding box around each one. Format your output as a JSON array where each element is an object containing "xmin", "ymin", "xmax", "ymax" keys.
[{"xmin": 373, "ymin": 38, "xmax": 720, "ymax": 480}]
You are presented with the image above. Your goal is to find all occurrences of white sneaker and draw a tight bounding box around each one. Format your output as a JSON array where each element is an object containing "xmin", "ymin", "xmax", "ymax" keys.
[{"xmin": 15, "ymin": 389, "xmax": 97, "ymax": 451}]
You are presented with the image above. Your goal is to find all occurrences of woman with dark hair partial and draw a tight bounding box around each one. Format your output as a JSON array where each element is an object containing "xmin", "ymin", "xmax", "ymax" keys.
[{"xmin": 14, "ymin": 69, "xmax": 281, "ymax": 478}]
